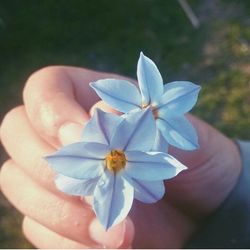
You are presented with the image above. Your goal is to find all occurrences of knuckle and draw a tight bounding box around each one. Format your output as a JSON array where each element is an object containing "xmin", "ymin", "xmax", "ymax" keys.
[{"xmin": 0, "ymin": 106, "xmax": 24, "ymax": 143}]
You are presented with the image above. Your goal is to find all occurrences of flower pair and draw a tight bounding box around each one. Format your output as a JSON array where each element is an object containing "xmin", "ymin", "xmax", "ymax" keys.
[
  {"xmin": 46, "ymin": 53, "xmax": 200, "ymax": 229},
  {"xmin": 91, "ymin": 52, "xmax": 201, "ymax": 151}
]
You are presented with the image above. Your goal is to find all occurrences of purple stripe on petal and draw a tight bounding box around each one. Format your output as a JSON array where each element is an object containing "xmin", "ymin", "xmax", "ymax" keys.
[
  {"xmin": 90, "ymin": 79, "xmax": 141, "ymax": 113},
  {"xmin": 45, "ymin": 142, "xmax": 109, "ymax": 179},
  {"xmin": 156, "ymin": 115, "xmax": 199, "ymax": 150},
  {"xmin": 132, "ymin": 178, "xmax": 165, "ymax": 203},
  {"xmin": 125, "ymin": 151, "xmax": 187, "ymax": 181},
  {"xmin": 93, "ymin": 171, "xmax": 134, "ymax": 230},
  {"xmin": 83, "ymin": 109, "xmax": 123, "ymax": 145},
  {"xmin": 111, "ymin": 108, "xmax": 156, "ymax": 152},
  {"xmin": 55, "ymin": 174, "xmax": 99, "ymax": 196},
  {"xmin": 157, "ymin": 81, "xmax": 201, "ymax": 115},
  {"xmin": 137, "ymin": 52, "xmax": 163, "ymax": 105}
]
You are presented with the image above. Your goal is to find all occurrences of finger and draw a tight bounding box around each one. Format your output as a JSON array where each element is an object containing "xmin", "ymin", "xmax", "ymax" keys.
[
  {"xmin": 0, "ymin": 106, "xmax": 65, "ymax": 195},
  {"xmin": 0, "ymin": 106, "xmax": 89, "ymax": 199},
  {"xmin": 0, "ymin": 160, "xmax": 96, "ymax": 245},
  {"xmin": 89, "ymin": 100, "xmax": 122, "ymax": 117},
  {"xmin": 23, "ymin": 66, "xmax": 134, "ymax": 147},
  {"xmin": 22, "ymin": 216, "xmax": 93, "ymax": 249},
  {"xmin": 23, "ymin": 66, "xmax": 90, "ymax": 147}
]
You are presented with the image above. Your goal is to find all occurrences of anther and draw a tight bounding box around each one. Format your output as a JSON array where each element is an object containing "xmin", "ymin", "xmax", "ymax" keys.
[{"xmin": 105, "ymin": 150, "xmax": 126, "ymax": 172}]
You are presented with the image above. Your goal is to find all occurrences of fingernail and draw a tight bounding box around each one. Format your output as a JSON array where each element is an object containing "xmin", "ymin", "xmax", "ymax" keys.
[
  {"xmin": 89, "ymin": 218, "xmax": 126, "ymax": 248},
  {"xmin": 58, "ymin": 122, "xmax": 84, "ymax": 145}
]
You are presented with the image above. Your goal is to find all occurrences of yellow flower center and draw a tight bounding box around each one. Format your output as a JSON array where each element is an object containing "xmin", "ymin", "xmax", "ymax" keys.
[{"xmin": 105, "ymin": 150, "xmax": 126, "ymax": 172}]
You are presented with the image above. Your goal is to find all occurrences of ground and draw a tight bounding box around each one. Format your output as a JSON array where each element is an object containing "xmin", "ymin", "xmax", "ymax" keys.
[{"xmin": 0, "ymin": 0, "xmax": 249, "ymax": 248}]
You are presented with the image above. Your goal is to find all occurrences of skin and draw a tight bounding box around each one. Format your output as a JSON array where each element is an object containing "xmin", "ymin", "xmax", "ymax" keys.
[{"xmin": 0, "ymin": 66, "xmax": 242, "ymax": 248}]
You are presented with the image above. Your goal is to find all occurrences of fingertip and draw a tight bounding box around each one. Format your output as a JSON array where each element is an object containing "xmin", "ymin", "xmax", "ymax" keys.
[
  {"xmin": 120, "ymin": 217, "xmax": 135, "ymax": 248},
  {"xmin": 89, "ymin": 217, "xmax": 134, "ymax": 248}
]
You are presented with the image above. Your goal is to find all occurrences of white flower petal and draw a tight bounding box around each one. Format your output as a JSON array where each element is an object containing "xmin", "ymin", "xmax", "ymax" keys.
[
  {"xmin": 152, "ymin": 129, "xmax": 169, "ymax": 152},
  {"xmin": 156, "ymin": 115, "xmax": 199, "ymax": 150},
  {"xmin": 157, "ymin": 81, "xmax": 201, "ymax": 116},
  {"xmin": 137, "ymin": 52, "xmax": 163, "ymax": 105},
  {"xmin": 130, "ymin": 178, "xmax": 165, "ymax": 203},
  {"xmin": 45, "ymin": 142, "xmax": 109, "ymax": 179},
  {"xmin": 55, "ymin": 174, "xmax": 99, "ymax": 196},
  {"xmin": 110, "ymin": 108, "xmax": 156, "ymax": 151},
  {"xmin": 90, "ymin": 79, "xmax": 141, "ymax": 113},
  {"xmin": 93, "ymin": 171, "xmax": 134, "ymax": 230},
  {"xmin": 125, "ymin": 151, "xmax": 187, "ymax": 181},
  {"xmin": 83, "ymin": 109, "xmax": 123, "ymax": 145}
]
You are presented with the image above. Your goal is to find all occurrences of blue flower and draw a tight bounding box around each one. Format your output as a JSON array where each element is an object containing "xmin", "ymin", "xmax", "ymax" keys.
[
  {"xmin": 46, "ymin": 108, "xmax": 187, "ymax": 229},
  {"xmin": 90, "ymin": 52, "xmax": 201, "ymax": 150}
]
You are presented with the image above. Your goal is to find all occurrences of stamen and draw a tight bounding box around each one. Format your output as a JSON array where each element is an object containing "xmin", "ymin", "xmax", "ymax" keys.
[
  {"xmin": 105, "ymin": 150, "xmax": 126, "ymax": 172},
  {"xmin": 141, "ymin": 103, "xmax": 149, "ymax": 109},
  {"xmin": 141, "ymin": 103, "xmax": 158, "ymax": 119},
  {"xmin": 151, "ymin": 106, "xmax": 159, "ymax": 119}
]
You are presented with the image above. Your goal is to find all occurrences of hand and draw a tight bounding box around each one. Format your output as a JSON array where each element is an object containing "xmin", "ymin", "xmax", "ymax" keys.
[{"xmin": 0, "ymin": 66, "xmax": 242, "ymax": 248}]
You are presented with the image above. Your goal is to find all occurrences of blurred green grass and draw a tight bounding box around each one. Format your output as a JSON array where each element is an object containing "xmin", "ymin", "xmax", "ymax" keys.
[{"xmin": 0, "ymin": 0, "xmax": 249, "ymax": 248}]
